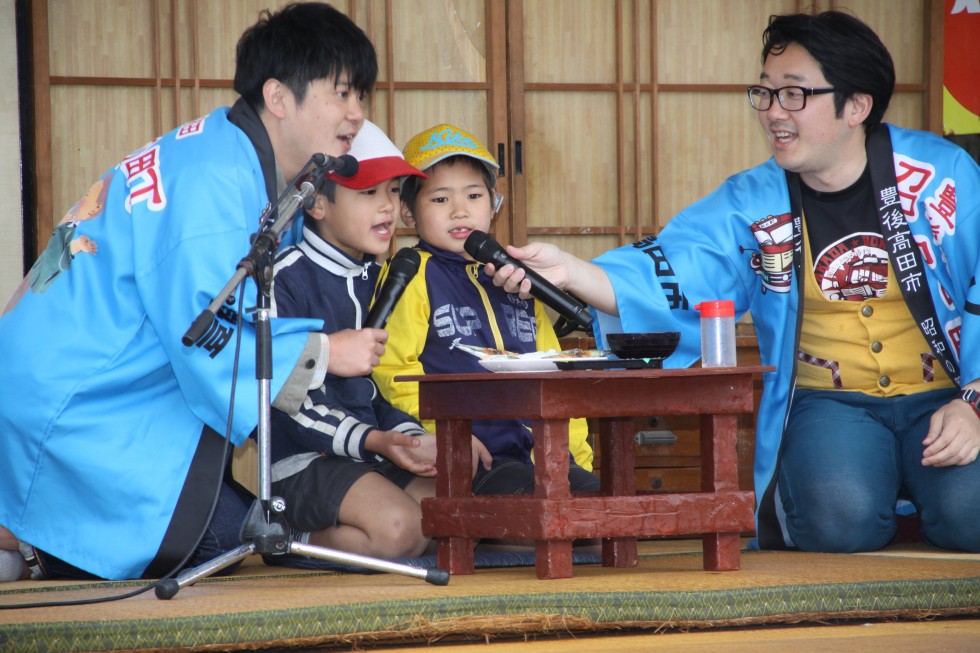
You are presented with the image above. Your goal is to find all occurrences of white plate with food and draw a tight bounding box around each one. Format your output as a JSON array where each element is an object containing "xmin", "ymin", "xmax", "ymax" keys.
[{"xmin": 476, "ymin": 349, "xmax": 610, "ymax": 373}]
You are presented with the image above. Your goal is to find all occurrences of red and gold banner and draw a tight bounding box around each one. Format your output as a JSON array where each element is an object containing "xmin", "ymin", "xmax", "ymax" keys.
[{"xmin": 944, "ymin": 0, "xmax": 980, "ymax": 135}]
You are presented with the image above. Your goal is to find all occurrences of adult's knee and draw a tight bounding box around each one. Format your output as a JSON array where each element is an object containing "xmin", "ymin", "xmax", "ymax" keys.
[
  {"xmin": 919, "ymin": 503, "xmax": 980, "ymax": 552},
  {"xmin": 786, "ymin": 496, "xmax": 896, "ymax": 553}
]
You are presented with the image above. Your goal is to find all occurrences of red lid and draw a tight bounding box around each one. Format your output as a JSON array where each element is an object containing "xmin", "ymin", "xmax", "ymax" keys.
[{"xmin": 695, "ymin": 300, "xmax": 734, "ymax": 318}]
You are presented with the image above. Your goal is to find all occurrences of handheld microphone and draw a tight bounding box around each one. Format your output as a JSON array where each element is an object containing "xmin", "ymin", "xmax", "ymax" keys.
[
  {"xmin": 312, "ymin": 153, "xmax": 359, "ymax": 178},
  {"xmin": 364, "ymin": 248, "xmax": 422, "ymax": 329},
  {"xmin": 464, "ymin": 230, "xmax": 594, "ymax": 329}
]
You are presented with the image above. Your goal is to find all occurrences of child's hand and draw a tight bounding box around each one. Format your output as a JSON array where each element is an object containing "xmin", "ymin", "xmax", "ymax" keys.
[
  {"xmin": 383, "ymin": 433, "xmax": 491, "ymax": 479},
  {"xmin": 367, "ymin": 430, "xmax": 437, "ymax": 477},
  {"xmin": 327, "ymin": 328, "xmax": 388, "ymax": 377},
  {"xmin": 471, "ymin": 436, "xmax": 492, "ymax": 476}
]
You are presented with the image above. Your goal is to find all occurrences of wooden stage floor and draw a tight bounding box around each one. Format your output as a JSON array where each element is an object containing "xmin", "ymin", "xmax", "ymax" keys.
[{"xmin": 2, "ymin": 538, "xmax": 978, "ymax": 652}]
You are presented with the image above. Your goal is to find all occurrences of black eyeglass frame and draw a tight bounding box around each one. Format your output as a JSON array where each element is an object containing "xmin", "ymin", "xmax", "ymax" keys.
[{"xmin": 746, "ymin": 85, "xmax": 836, "ymax": 111}]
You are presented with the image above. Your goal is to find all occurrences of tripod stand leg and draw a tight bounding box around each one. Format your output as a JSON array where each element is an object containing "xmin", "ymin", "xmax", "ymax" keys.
[
  {"xmin": 159, "ymin": 273, "xmax": 449, "ymax": 599},
  {"xmin": 288, "ymin": 541, "xmax": 449, "ymax": 585},
  {"xmin": 155, "ymin": 542, "xmax": 256, "ymax": 599}
]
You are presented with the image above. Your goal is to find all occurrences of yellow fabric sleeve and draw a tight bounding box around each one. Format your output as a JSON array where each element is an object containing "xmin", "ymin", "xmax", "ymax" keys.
[{"xmin": 372, "ymin": 256, "xmax": 434, "ymax": 432}]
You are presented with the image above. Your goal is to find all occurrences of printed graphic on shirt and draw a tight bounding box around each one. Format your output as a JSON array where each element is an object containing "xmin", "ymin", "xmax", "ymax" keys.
[
  {"xmin": 925, "ymin": 178, "xmax": 957, "ymax": 245},
  {"xmin": 121, "ymin": 139, "xmax": 167, "ymax": 213},
  {"xmin": 631, "ymin": 235, "xmax": 690, "ymax": 310},
  {"xmin": 813, "ymin": 233, "xmax": 889, "ymax": 301},
  {"xmin": 747, "ymin": 212, "xmax": 795, "ymax": 294},
  {"xmin": 893, "ymin": 154, "xmax": 935, "ymax": 223},
  {"xmin": 433, "ymin": 297, "xmax": 536, "ymax": 344},
  {"xmin": 29, "ymin": 176, "xmax": 109, "ymax": 294},
  {"xmin": 176, "ymin": 115, "xmax": 207, "ymax": 139},
  {"xmin": 434, "ymin": 303, "xmax": 483, "ymax": 338},
  {"xmin": 191, "ymin": 303, "xmax": 239, "ymax": 359}
]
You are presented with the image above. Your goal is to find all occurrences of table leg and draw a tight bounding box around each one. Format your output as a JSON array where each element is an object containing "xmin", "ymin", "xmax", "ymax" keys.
[
  {"xmin": 532, "ymin": 419, "xmax": 572, "ymax": 579},
  {"xmin": 597, "ymin": 417, "xmax": 638, "ymax": 568},
  {"xmin": 703, "ymin": 532, "xmax": 741, "ymax": 570},
  {"xmin": 700, "ymin": 412, "xmax": 741, "ymax": 571},
  {"xmin": 433, "ymin": 418, "xmax": 475, "ymax": 575},
  {"xmin": 535, "ymin": 539, "xmax": 572, "ymax": 580}
]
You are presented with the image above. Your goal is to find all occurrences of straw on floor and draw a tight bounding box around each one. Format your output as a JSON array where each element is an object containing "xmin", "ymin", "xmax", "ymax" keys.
[{"xmin": 1, "ymin": 540, "xmax": 978, "ymax": 653}]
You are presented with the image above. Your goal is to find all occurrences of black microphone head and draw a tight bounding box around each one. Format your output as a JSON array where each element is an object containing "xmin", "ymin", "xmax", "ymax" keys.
[
  {"xmin": 364, "ymin": 248, "xmax": 421, "ymax": 330},
  {"xmin": 333, "ymin": 154, "xmax": 359, "ymax": 178},
  {"xmin": 463, "ymin": 230, "xmax": 500, "ymax": 264},
  {"xmin": 387, "ymin": 247, "xmax": 421, "ymax": 279}
]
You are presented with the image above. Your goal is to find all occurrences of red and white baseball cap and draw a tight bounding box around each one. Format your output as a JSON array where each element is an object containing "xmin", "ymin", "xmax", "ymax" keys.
[{"xmin": 327, "ymin": 120, "xmax": 427, "ymax": 190}]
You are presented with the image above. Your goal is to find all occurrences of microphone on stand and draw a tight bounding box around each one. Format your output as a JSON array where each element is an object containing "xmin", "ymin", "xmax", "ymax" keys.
[
  {"xmin": 312, "ymin": 153, "xmax": 359, "ymax": 178},
  {"xmin": 303, "ymin": 155, "xmax": 360, "ymax": 209},
  {"xmin": 464, "ymin": 230, "xmax": 593, "ymax": 330},
  {"xmin": 364, "ymin": 248, "xmax": 422, "ymax": 329}
]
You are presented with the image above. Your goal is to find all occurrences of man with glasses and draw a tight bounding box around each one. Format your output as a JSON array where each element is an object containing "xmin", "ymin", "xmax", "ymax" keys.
[{"xmin": 487, "ymin": 11, "xmax": 980, "ymax": 554}]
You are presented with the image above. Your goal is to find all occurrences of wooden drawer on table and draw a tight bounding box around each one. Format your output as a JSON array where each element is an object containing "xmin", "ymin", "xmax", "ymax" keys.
[
  {"xmin": 594, "ymin": 416, "xmax": 756, "ymax": 471},
  {"xmin": 634, "ymin": 466, "xmax": 755, "ymax": 493},
  {"xmin": 633, "ymin": 415, "xmax": 757, "ymax": 467}
]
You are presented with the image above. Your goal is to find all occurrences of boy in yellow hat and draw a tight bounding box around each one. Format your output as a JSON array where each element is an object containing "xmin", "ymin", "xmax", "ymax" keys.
[{"xmin": 372, "ymin": 124, "xmax": 598, "ymax": 497}]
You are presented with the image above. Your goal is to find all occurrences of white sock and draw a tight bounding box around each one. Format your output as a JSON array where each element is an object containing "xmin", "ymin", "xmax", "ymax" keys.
[
  {"xmin": 0, "ymin": 549, "xmax": 26, "ymax": 582},
  {"xmin": 293, "ymin": 530, "xmax": 311, "ymax": 545}
]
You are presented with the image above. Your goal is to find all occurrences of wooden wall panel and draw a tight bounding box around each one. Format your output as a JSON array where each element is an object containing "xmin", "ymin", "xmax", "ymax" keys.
[
  {"xmin": 886, "ymin": 93, "xmax": 927, "ymax": 133},
  {"xmin": 657, "ymin": 92, "xmax": 772, "ymax": 225},
  {"xmin": 49, "ymin": 86, "xmax": 156, "ymax": 223},
  {"xmin": 522, "ymin": 0, "xmax": 619, "ymax": 84},
  {"xmin": 390, "ymin": 0, "xmax": 487, "ymax": 83},
  {"xmin": 0, "ymin": 0, "xmax": 24, "ymax": 305},
  {"xmin": 656, "ymin": 0, "xmax": 798, "ymax": 85},
  {"xmin": 843, "ymin": 0, "xmax": 926, "ymax": 85},
  {"xmin": 30, "ymin": 0, "xmax": 944, "ymax": 269},
  {"xmin": 185, "ymin": 1, "xmax": 292, "ymax": 80},
  {"xmin": 47, "ymin": 0, "xmax": 158, "ymax": 78},
  {"xmin": 516, "ymin": 0, "xmax": 655, "ymax": 252},
  {"xmin": 524, "ymin": 92, "xmax": 620, "ymax": 229},
  {"xmin": 392, "ymin": 90, "xmax": 490, "ymax": 143},
  {"xmin": 552, "ymin": 234, "xmax": 623, "ymax": 265}
]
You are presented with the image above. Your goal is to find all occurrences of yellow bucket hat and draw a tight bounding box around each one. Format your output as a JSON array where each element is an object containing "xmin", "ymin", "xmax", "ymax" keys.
[{"xmin": 403, "ymin": 124, "xmax": 499, "ymax": 173}]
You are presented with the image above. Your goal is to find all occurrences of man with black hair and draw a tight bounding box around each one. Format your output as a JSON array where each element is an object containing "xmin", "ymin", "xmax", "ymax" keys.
[
  {"xmin": 0, "ymin": 3, "xmax": 384, "ymax": 581},
  {"xmin": 489, "ymin": 11, "xmax": 980, "ymax": 554}
]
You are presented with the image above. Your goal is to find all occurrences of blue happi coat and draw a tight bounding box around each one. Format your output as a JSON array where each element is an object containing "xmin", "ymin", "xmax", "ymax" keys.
[
  {"xmin": 591, "ymin": 124, "xmax": 980, "ymax": 547},
  {"xmin": 0, "ymin": 103, "xmax": 320, "ymax": 579}
]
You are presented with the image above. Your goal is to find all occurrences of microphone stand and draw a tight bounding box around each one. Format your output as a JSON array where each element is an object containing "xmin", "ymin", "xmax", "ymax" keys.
[{"xmin": 156, "ymin": 156, "xmax": 449, "ymax": 599}]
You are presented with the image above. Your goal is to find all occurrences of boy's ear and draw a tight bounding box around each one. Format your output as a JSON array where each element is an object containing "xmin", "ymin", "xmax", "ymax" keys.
[
  {"xmin": 262, "ymin": 78, "xmax": 288, "ymax": 119},
  {"xmin": 400, "ymin": 202, "xmax": 417, "ymax": 229},
  {"xmin": 307, "ymin": 194, "xmax": 328, "ymax": 221}
]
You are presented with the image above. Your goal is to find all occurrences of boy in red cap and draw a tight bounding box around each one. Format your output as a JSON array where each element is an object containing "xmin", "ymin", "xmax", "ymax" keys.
[{"xmin": 269, "ymin": 121, "xmax": 489, "ymax": 560}]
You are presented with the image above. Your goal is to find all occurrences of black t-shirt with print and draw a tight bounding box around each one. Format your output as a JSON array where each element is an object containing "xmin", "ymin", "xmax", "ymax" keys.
[{"xmin": 802, "ymin": 166, "xmax": 889, "ymax": 302}]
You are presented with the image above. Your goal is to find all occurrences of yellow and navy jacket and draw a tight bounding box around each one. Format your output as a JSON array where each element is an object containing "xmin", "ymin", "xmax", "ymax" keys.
[{"xmin": 373, "ymin": 241, "xmax": 594, "ymax": 470}]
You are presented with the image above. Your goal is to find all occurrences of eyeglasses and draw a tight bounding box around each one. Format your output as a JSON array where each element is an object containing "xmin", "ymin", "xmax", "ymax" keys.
[{"xmin": 746, "ymin": 85, "xmax": 836, "ymax": 111}]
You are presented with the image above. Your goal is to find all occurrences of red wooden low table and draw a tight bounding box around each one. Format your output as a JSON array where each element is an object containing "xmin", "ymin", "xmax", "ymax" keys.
[{"xmin": 400, "ymin": 366, "xmax": 770, "ymax": 580}]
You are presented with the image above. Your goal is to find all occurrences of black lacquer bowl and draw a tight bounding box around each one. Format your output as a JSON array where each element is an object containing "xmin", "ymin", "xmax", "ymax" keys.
[{"xmin": 606, "ymin": 331, "xmax": 680, "ymax": 359}]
